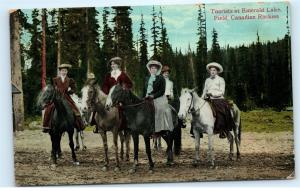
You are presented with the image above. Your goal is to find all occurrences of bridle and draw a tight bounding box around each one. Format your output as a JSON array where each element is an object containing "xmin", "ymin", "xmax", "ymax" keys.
[{"xmin": 187, "ymin": 92, "xmax": 206, "ymax": 114}]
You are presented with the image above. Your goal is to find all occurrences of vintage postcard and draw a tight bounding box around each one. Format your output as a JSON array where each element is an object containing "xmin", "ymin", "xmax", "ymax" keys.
[{"xmin": 10, "ymin": 1, "xmax": 293, "ymax": 186}]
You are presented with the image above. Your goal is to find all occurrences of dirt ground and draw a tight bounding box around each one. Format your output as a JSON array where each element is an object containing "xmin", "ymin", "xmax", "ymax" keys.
[{"xmin": 14, "ymin": 128, "xmax": 294, "ymax": 186}]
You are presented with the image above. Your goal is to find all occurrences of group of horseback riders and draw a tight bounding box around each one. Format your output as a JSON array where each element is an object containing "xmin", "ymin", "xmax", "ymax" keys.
[{"xmin": 42, "ymin": 57, "xmax": 236, "ymax": 139}]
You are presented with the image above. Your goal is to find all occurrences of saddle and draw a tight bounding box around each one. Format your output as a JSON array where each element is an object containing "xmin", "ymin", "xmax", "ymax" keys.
[{"xmin": 205, "ymin": 98, "xmax": 236, "ymax": 138}]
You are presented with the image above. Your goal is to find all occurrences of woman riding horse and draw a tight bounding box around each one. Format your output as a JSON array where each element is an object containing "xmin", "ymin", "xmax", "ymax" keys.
[
  {"xmin": 42, "ymin": 64, "xmax": 84, "ymax": 133},
  {"xmin": 197, "ymin": 62, "xmax": 236, "ymax": 138},
  {"xmin": 144, "ymin": 60, "xmax": 174, "ymax": 134},
  {"xmin": 90, "ymin": 57, "xmax": 133, "ymax": 133}
]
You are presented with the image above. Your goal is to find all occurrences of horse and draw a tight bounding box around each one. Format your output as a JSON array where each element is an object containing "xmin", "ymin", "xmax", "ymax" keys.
[
  {"xmin": 106, "ymin": 84, "xmax": 181, "ymax": 173},
  {"xmin": 37, "ymin": 84, "xmax": 79, "ymax": 166},
  {"xmin": 81, "ymin": 81, "xmax": 131, "ymax": 172},
  {"xmin": 70, "ymin": 94, "xmax": 87, "ymax": 151},
  {"xmin": 178, "ymin": 88, "xmax": 241, "ymax": 167}
]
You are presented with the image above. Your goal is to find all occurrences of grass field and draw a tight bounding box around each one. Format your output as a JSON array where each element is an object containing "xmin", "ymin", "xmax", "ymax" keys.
[{"xmin": 24, "ymin": 109, "xmax": 293, "ymax": 133}]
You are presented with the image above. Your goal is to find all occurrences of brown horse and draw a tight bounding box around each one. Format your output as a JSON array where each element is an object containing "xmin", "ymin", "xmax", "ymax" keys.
[{"xmin": 81, "ymin": 81, "xmax": 130, "ymax": 172}]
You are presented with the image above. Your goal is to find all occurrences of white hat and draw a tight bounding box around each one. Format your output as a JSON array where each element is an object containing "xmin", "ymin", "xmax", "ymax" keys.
[
  {"xmin": 146, "ymin": 60, "xmax": 162, "ymax": 75},
  {"xmin": 87, "ymin": 73, "xmax": 95, "ymax": 79},
  {"xmin": 58, "ymin": 64, "xmax": 72, "ymax": 69},
  {"xmin": 206, "ymin": 62, "xmax": 223, "ymax": 73},
  {"xmin": 109, "ymin": 57, "xmax": 122, "ymax": 64}
]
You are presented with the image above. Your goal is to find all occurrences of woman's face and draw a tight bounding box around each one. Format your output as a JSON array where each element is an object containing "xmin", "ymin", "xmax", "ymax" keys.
[
  {"xmin": 60, "ymin": 68, "xmax": 68, "ymax": 77},
  {"xmin": 150, "ymin": 65, "xmax": 158, "ymax": 75},
  {"xmin": 209, "ymin": 67, "xmax": 218, "ymax": 77},
  {"xmin": 111, "ymin": 61, "xmax": 119, "ymax": 70},
  {"xmin": 163, "ymin": 71, "xmax": 169, "ymax": 78}
]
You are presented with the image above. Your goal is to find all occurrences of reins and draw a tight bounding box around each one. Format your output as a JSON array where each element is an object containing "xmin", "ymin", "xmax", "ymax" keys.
[{"xmin": 187, "ymin": 92, "xmax": 206, "ymax": 114}]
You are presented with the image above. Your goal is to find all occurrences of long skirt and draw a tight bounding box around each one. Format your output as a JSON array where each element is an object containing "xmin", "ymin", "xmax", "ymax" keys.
[
  {"xmin": 153, "ymin": 95, "xmax": 174, "ymax": 132},
  {"xmin": 210, "ymin": 99, "xmax": 236, "ymax": 134}
]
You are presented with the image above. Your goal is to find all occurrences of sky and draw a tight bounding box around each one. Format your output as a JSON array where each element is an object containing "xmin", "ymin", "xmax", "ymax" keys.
[{"xmin": 21, "ymin": 1, "xmax": 290, "ymax": 55}]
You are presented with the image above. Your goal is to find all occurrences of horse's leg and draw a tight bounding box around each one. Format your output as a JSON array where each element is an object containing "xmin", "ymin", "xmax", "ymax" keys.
[
  {"xmin": 207, "ymin": 131, "xmax": 215, "ymax": 167},
  {"xmin": 162, "ymin": 131, "xmax": 173, "ymax": 164},
  {"xmin": 153, "ymin": 137, "xmax": 158, "ymax": 150},
  {"xmin": 50, "ymin": 133, "xmax": 57, "ymax": 165},
  {"xmin": 125, "ymin": 130, "xmax": 130, "ymax": 161},
  {"xmin": 226, "ymin": 131, "xmax": 234, "ymax": 161},
  {"xmin": 119, "ymin": 131, "xmax": 125, "ymax": 161},
  {"xmin": 193, "ymin": 129, "xmax": 201, "ymax": 166},
  {"xmin": 80, "ymin": 131, "xmax": 87, "ymax": 150},
  {"xmin": 129, "ymin": 132, "xmax": 139, "ymax": 174},
  {"xmin": 157, "ymin": 137, "xmax": 162, "ymax": 152},
  {"xmin": 113, "ymin": 130, "xmax": 120, "ymax": 172},
  {"xmin": 57, "ymin": 132, "xmax": 63, "ymax": 159},
  {"xmin": 99, "ymin": 129, "xmax": 109, "ymax": 171},
  {"xmin": 74, "ymin": 128, "xmax": 80, "ymax": 151},
  {"xmin": 144, "ymin": 135, "xmax": 154, "ymax": 173},
  {"xmin": 233, "ymin": 130, "xmax": 241, "ymax": 160},
  {"xmin": 68, "ymin": 129, "xmax": 79, "ymax": 165}
]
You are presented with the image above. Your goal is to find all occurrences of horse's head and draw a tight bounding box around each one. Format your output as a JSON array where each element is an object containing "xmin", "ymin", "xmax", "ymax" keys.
[
  {"xmin": 81, "ymin": 82, "xmax": 98, "ymax": 113},
  {"xmin": 178, "ymin": 87, "xmax": 197, "ymax": 120},
  {"xmin": 36, "ymin": 84, "xmax": 55, "ymax": 110},
  {"xmin": 106, "ymin": 84, "xmax": 130, "ymax": 108}
]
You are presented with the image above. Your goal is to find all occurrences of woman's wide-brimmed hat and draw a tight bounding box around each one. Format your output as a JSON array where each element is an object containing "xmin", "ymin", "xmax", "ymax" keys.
[
  {"xmin": 58, "ymin": 64, "xmax": 72, "ymax": 70},
  {"xmin": 146, "ymin": 60, "xmax": 162, "ymax": 75},
  {"xmin": 108, "ymin": 57, "xmax": 122, "ymax": 65},
  {"xmin": 161, "ymin": 65, "xmax": 171, "ymax": 74},
  {"xmin": 206, "ymin": 62, "xmax": 223, "ymax": 73}
]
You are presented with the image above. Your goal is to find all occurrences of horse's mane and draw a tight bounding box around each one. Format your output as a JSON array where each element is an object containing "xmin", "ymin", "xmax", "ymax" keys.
[{"xmin": 94, "ymin": 83, "xmax": 107, "ymax": 105}]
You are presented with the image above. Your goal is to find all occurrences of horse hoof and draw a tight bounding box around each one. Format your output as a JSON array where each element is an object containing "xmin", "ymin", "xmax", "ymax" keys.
[
  {"xmin": 129, "ymin": 168, "xmax": 136, "ymax": 174},
  {"xmin": 114, "ymin": 167, "xmax": 120, "ymax": 172},
  {"xmin": 102, "ymin": 166, "xmax": 108, "ymax": 172},
  {"xmin": 74, "ymin": 146, "xmax": 80, "ymax": 151},
  {"xmin": 82, "ymin": 146, "xmax": 87, "ymax": 151},
  {"xmin": 73, "ymin": 161, "xmax": 80, "ymax": 166}
]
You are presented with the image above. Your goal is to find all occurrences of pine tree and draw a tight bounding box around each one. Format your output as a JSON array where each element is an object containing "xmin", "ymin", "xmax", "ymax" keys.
[
  {"xmin": 24, "ymin": 9, "xmax": 42, "ymax": 115},
  {"xmin": 196, "ymin": 4, "xmax": 208, "ymax": 92},
  {"xmin": 157, "ymin": 6, "xmax": 173, "ymax": 66},
  {"xmin": 210, "ymin": 28, "xmax": 221, "ymax": 63},
  {"xmin": 138, "ymin": 14, "xmax": 148, "ymax": 93},
  {"xmin": 101, "ymin": 7, "xmax": 114, "ymax": 76},
  {"xmin": 150, "ymin": 6, "xmax": 160, "ymax": 59}
]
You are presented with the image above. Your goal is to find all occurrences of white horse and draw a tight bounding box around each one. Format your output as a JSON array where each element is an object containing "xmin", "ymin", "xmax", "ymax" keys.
[
  {"xmin": 178, "ymin": 88, "xmax": 241, "ymax": 166},
  {"xmin": 70, "ymin": 94, "xmax": 87, "ymax": 151}
]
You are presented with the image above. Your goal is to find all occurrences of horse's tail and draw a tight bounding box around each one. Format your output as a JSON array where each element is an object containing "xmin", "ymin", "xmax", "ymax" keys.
[{"xmin": 173, "ymin": 125, "xmax": 182, "ymax": 156}]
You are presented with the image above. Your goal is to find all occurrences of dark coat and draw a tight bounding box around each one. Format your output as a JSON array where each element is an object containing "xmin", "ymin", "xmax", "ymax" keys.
[
  {"xmin": 143, "ymin": 74, "xmax": 166, "ymax": 99},
  {"xmin": 44, "ymin": 76, "xmax": 84, "ymax": 130},
  {"xmin": 101, "ymin": 71, "xmax": 133, "ymax": 95}
]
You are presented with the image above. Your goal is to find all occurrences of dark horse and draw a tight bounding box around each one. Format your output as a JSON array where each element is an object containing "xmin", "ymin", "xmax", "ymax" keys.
[
  {"xmin": 107, "ymin": 84, "xmax": 181, "ymax": 173},
  {"xmin": 37, "ymin": 85, "xmax": 79, "ymax": 166}
]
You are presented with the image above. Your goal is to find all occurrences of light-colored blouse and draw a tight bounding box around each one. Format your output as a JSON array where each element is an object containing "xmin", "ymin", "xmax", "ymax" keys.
[{"xmin": 201, "ymin": 75, "xmax": 225, "ymax": 99}]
